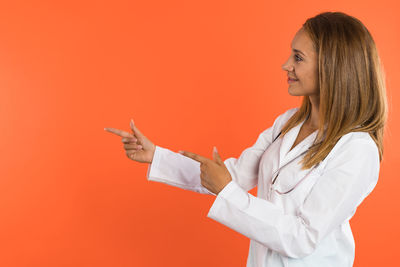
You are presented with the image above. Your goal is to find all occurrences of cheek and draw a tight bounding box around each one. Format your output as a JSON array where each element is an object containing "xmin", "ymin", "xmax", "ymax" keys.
[
  {"xmin": 305, "ymin": 72, "xmax": 319, "ymax": 93},
  {"xmin": 302, "ymin": 68, "xmax": 318, "ymax": 84}
]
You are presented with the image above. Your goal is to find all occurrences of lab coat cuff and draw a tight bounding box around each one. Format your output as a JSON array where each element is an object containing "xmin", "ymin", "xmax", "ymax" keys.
[
  {"xmin": 216, "ymin": 180, "xmax": 239, "ymax": 198},
  {"xmin": 207, "ymin": 180, "xmax": 249, "ymax": 217},
  {"xmin": 146, "ymin": 145, "xmax": 163, "ymax": 180}
]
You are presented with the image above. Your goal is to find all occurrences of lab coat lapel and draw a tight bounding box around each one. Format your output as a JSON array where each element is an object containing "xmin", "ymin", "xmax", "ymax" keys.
[{"xmin": 278, "ymin": 119, "xmax": 317, "ymax": 167}]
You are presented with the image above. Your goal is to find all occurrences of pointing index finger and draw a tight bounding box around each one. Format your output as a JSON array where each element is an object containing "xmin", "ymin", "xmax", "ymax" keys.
[
  {"xmin": 179, "ymin": 150, "xmax": 209, "ymax": 164},
  {"xmin": 104, "ymin": 127, "xmax": 133, "ymax": 138}
]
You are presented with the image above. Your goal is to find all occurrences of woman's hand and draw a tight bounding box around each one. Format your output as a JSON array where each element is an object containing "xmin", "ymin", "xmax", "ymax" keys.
[
  {"xmin": 104, "ymin": 119, "xmax": 156, "ymax": 164},
  {"xmin": 178, "ymin": 147, "xmax": 232, "ymax": 195}
]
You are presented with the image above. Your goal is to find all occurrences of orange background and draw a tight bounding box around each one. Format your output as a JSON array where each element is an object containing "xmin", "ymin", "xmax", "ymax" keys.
[{"xmin": 0, "ymin": 0, "xmax": 398, "ymax": 266}]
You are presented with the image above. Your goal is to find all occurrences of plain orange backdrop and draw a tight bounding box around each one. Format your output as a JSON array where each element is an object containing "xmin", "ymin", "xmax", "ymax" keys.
[{"xmin": 0, "ymin": 0, "xmax": 399, "ymax": 266}]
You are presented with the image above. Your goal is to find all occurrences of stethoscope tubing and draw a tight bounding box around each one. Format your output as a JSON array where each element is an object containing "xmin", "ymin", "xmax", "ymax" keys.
[{"xmin": 269, "ymin": 131, "xmax": 319, "ymax": 196}]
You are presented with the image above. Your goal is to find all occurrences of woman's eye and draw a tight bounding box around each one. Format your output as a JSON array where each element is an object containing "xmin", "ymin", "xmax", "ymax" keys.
[{"xmin": 295, "ymin": 54, "xmax": 303, "ymax": 62}]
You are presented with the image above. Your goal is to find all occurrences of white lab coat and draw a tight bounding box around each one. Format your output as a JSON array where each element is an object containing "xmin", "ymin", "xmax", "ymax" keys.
[{"xmin": 146, "ymin": 107, "xmax": 380, "ymax": 267}]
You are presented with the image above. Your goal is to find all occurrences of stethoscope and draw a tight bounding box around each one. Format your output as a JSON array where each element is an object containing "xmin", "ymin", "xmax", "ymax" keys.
[{"xmin": 268, "ymin": 131, "xmax": 320, "ymax": 200}]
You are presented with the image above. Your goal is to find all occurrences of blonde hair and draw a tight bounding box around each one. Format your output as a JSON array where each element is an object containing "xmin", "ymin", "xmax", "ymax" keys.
[{"xmin": 280, "ymin": 11, "xmax": 388, "ymax": 170}]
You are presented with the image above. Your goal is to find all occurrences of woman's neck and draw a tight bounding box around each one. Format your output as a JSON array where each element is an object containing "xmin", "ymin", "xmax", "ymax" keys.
[{"xmin": 307, "ymin": 95, "xmax": 320, "ymax": 129}]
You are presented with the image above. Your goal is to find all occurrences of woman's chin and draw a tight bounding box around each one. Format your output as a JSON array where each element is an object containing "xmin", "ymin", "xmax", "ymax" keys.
[{"xmin": 288, "ymin": 88, "xmax": 302, "ymax": 96}]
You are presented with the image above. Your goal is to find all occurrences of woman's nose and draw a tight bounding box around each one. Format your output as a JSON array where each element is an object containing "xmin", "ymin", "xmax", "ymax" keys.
[{"xmin": 281, "ymin": 61, "xmax": 293, "ymax": 72}]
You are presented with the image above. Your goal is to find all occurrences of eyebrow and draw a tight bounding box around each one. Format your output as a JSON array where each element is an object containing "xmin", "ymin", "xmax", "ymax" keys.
[{"xmin": 292, "ymin": 48, "xmax": 306, "ymax": 57}]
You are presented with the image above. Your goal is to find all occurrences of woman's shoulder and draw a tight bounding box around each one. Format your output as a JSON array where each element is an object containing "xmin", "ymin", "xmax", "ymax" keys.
[
  {"xmin": 272, "ymin": 107, "xmax": 378, "ymax": 151},
  {"xmin": 262, "ymin": 107, "xmax": 299, "ymax": 140},
  {"xmin": 281, "ymin": 107, "xmax": 299, "ymax": 119},
  {"xmin": 335, "ymin": 131, "xmax": 377, "ymax": 152},
  {"xmin": 320, "ymin": 131, "xmax": 379, "ymax": 171},
  {"xmin": 275, "ymin": 107, "xmax": 376, "ymax": 147},
  {"xmin": 274, "ymin": 107, "xmax": 299, "ymax": 125}
]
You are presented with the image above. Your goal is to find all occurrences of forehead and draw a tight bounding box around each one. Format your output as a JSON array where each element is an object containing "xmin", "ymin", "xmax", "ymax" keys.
[{"xmin": 291, "ymin": 28, "xmax": 315, "ymax": 55}]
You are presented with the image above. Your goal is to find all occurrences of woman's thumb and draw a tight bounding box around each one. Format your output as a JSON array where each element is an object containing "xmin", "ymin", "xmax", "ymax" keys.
[
  {"xmin": 130, "ymin": 119, "xmax": 143, "ymax": 137},
  {"xmin": 213, "ymin": 146, "xmax": 223, "ymax": 165}
]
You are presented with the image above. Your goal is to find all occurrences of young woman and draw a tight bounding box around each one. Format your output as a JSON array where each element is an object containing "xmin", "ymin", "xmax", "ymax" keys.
[{"xmin": 105, "ymin": 11, "xmax": 388, "ymax": 267}]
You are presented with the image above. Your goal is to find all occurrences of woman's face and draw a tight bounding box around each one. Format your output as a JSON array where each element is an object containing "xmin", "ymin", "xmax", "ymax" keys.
[{"xmin": 281, "ymin": 28, "xmax": 319, "ymax": 97}]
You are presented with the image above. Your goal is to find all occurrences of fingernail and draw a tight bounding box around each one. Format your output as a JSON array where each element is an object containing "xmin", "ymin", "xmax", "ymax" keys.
[
  {"xmin": 178, "ymin": 150, "xmax": 184, "ymax": 154},
  {"xmin": 130, "ymin": 119, "xmax": 134, "ymax": 126},
  {"xmin": 213, "ymin": 146, "xmax": 217, "ymax": 153}
]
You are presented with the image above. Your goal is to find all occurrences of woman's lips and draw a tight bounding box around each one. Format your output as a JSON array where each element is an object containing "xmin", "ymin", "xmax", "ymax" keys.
[{"xmin": 288, "ymin": 78, "xmax": 299, "ymax": 83}]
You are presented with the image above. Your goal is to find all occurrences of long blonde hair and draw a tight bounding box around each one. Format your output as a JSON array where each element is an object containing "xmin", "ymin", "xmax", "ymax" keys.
[{"xmin": 280, "ymin": 11, "xmax": 388, "ymax": 170}]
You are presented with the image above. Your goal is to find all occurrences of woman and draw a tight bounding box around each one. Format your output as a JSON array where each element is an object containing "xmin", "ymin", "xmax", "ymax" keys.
[{"xmin": 105, "ymin": 11, "xmax": 388, "ymax": 267}]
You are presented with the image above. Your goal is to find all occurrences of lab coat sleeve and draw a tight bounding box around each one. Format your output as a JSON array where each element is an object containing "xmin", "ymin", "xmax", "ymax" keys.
[
  {"xmin": 206, "ymin": 137, "xmax": 380, "ymax": 259},
  {"xmin": 146, "ymin": 108, "xmax": 299, "ymax": 196},
  {"xmin": 146, "ymin": 145, "xmax": 217, "ymax": 195}
]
